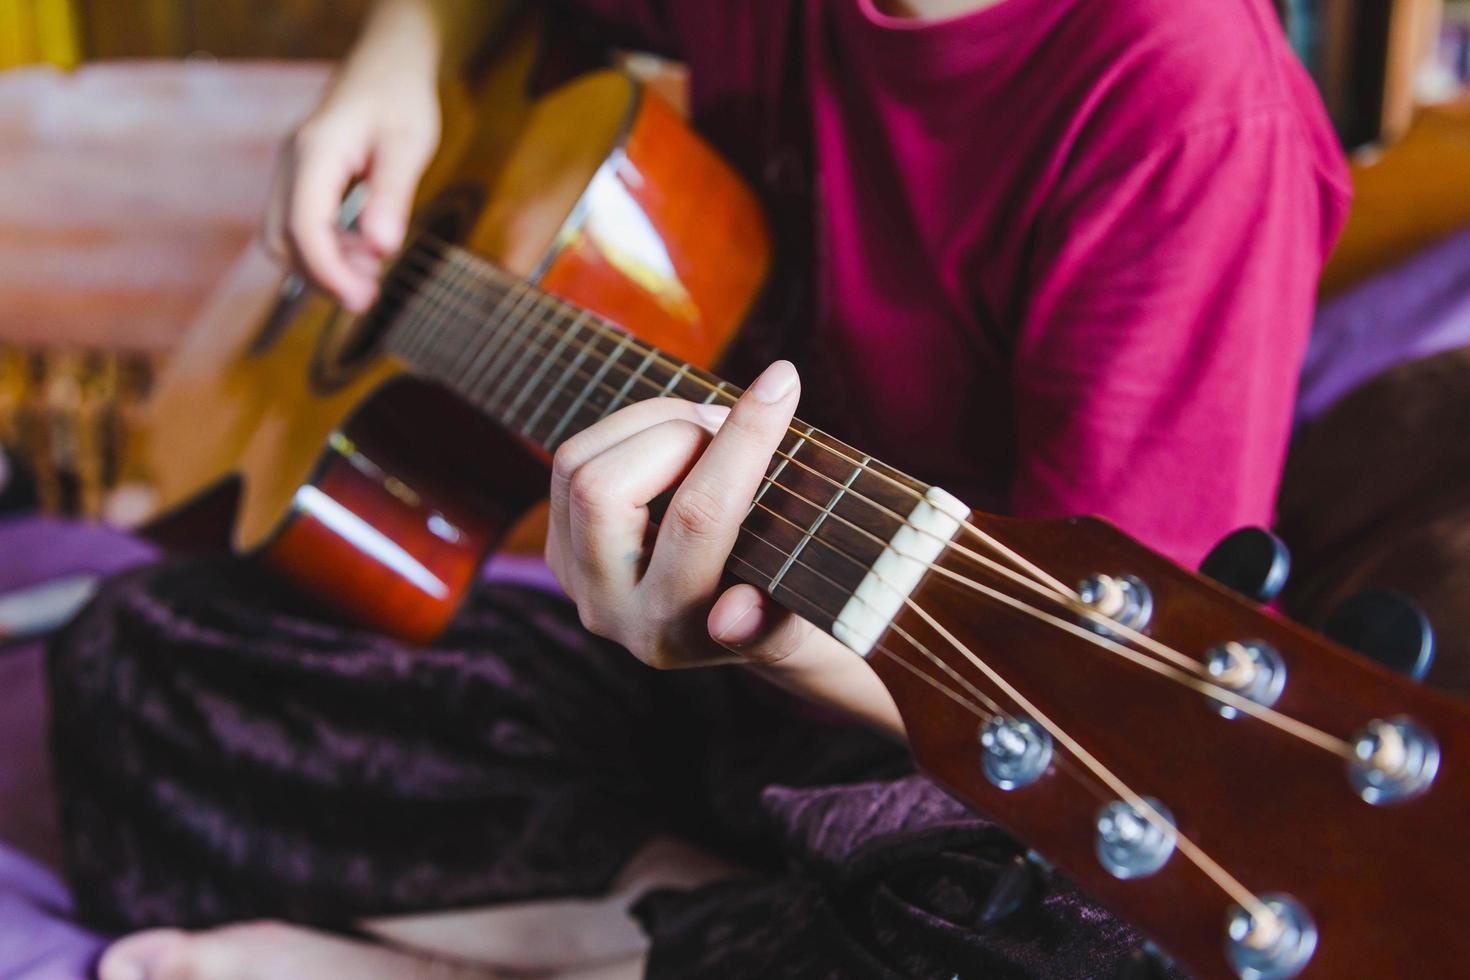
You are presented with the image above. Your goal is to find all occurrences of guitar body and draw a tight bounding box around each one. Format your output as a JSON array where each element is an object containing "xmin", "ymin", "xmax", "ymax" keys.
[{"xmin": 144, "ymin": 25, "xmax": 770, "ymax": 642}]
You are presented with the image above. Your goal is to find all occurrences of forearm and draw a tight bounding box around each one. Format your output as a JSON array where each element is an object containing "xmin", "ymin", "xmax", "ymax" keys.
[
  {"xmin": 746, "ymin": 636, "xmax": 907, "ymax": 743},
  {"xmin": 348, "ymin": 0, "xmax": 516, "ymax": 85}
]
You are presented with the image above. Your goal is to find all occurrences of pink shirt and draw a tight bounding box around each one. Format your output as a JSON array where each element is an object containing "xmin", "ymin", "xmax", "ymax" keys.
[{"xmin": 560, "ymin": 0, "xmax": 1351, "ymax": 565}]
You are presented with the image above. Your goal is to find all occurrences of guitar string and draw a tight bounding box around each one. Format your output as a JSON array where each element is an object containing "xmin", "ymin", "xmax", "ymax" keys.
[
  {"xmin": 383, "ymin": 255, "xmax": 1350, "ymax": 754},
  {"xmin": 384, "ymin": 245, "xmax": 1287, "ymax": 925},
  {"xmin": 378, "ymin": 255, "xmax": 1355, "ymax": 760},
  {"xmin": 727, "ymin": 492, "xmax": 1276, "ymax": 924},
  {"xmin": 384, "ymin": 237, "xmax": 1293, "ymax": 924},
  {"xmin": 384, "ymin": 254, "xmax": 1125, "ymax": 642},
  {"xmin": 408, "ymin": 236, "xmax": 1361, "ymax": 766},
  {"xmin": 396, "ymin": 241, "xmax": 1076, "ymax": 600},
  {"xmin": 415, "ymin": 233, "xmax": 1075, "ymax": 595}
]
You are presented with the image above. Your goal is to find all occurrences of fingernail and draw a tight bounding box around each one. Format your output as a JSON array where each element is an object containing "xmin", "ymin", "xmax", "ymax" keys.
[
  {"xmin": 749, "ymin": 361, "xmax": 798, "ymax": 404},
  {"xmin": 695, "ymin": 404, "xmax": 730, "ymax": 430},
  {"xmin": 711, "ymin": 597, "xmax": 761, "ymax": 645}
]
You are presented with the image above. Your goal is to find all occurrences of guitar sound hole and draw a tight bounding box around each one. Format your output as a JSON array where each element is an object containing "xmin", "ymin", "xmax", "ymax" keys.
[
  {"xmin": 316, "ymin": 187, "xmax": 485, "ymax": 388},
  {"xmin": 247, "ymin": 274, "xmax": 307, "ymax": 355}
]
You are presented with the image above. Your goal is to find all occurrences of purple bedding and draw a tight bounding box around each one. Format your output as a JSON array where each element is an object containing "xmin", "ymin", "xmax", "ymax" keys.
[
  {"xmin": 0, "ymin": 518, "xmax": 156, "ymax": 979},
  {"xmin": 1297, "ymin": 222, "xmax": 1470, "ymax": 423}
]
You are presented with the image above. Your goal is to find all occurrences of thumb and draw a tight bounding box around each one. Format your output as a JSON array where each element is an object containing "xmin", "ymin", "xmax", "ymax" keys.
[
  {"xmin": 358, "ymin": 132, "xmax": 434, "ymax": 256},
  {"xmin": 708, "ymin": 583, "xmax": 816, "ymax": 665}
]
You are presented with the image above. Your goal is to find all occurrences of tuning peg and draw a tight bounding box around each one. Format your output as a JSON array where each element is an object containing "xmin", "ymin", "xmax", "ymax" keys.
[
  {"xmin": 1199, "ymin": 527, "xmax": 1291, "ymax": 604},
  {"xmin": 1115, "ymin": 942, "xmax": 1179, "ymax": 980},
  {"xmin": 977, "ymin": 853, "xmax": 1039, "ymax": 925},
  {"xmin": 1323, "ymin": 590, "xmax": 1435, "ymax": 681}
]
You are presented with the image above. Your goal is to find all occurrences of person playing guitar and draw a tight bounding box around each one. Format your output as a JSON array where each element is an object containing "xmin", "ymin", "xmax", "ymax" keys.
[{"xmin": 92, "ymin": 0, "xmax": 1350, "ymax": 977}]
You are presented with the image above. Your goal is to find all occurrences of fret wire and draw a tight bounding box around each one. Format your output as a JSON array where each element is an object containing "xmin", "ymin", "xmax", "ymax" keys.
[
  {"xmin": 462, "ymin": 278, "xmax": 543, "ymax": 397},
  {"xmin": 728, "ymin": 534, "xmax": 846, "ymax": 633},
  {"xmin": 657, "ymin": 362, "xmax": 688, "ymax": 397},
  {"xmin": 404, "ymin": 244, "xmax": 483, "ymax": 373},
  {"xmin": 478, "ymin": 289, "xmax": 582, "ymax": 413},
  {"xmin": 518, "ymin": 318, "xmax": 601, "ymax": 444},
  {"xmin": 602, "ymin": 347, "xmax": 658, "ymax": 419},
  {"xmin": 394, "ymin": 256, "xmax": 464, "ymax": 369},
  {"xmin": 387, "ymin": 256, "xmax": 447, "ymax": 365},
  {"xmin": 544, "ymin": 331, "xmax": 633, "ymax": 449},
  {"xmin": 751, "ymin": 425, "xmax": 810, "ymax": 515},
  {"xmin": 395, "ymin": 249, "xmax": 509, "ymax": 383},
  {"xmin": 399, "ymin": 242, "xmax": 944, "ymax": 509},
  {"xmin": 388, "ymin": 248, "xmax": 1361, "ymax": 796},
  {"xmin": 383, "ymin": 268, "xmax": 908, "ymax": 560},
  {"xmin": 702, "ymin": 380, "xmax": 730, "ymax": 405},
  {"xmin": 439, "ymin": 248, "xmax": 509, "ymax": 383},
  {"xmin": 382, "ymin": 269, "xmax": 906, "ymax": 549},
  {"xmin": 381, "ymin": 256, "xmax": 922, "ymax": 555},
  {"xmin": 768, "ymin": 456, "xmax": 868, "ymax": 593},
  {"xmin": 439, "ymin": 258, "xmax": 532, "ymax": 391},
  {"xmin": 420, "ymin": 243, "xmax": 482, "ymax": 373},
  {"xmin": 501, "ymin": 311, "xmax": 591, "ymax": 428}
]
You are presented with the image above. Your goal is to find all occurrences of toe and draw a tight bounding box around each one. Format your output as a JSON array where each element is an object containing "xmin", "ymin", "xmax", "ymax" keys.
[{"xmin": 99, "ymin": 929, "xmax": 190, "ymax": 980}]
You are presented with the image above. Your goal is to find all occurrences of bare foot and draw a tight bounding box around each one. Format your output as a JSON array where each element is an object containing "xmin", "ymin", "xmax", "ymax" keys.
[
  {"xmin": 363, "ymin": 835, "xmax": 744, "ymax": 969},
  {"xmin": 98, "ymin": 836, "xmax": 731, "ymax": 980},
  {"xmin": 97, "ymin": 921, "xmax": 498, "ymax": 980}
]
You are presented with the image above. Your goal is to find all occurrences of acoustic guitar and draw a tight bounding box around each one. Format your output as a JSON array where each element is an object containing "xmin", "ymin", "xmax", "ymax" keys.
[{"xmin": 144, "ymin": 21, "xmax": 1470, "ymax": 980}]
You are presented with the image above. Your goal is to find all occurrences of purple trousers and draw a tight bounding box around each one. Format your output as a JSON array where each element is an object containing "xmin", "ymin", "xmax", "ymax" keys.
[{"xmin": 47, "ymin": 557, "xmax": 1160, "ymax": 979}]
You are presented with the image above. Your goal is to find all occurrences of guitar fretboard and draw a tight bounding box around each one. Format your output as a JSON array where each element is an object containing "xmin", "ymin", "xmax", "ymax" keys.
[{"xmin": 382, "ymin": 240, "xmax": 967, "ymax": 654}]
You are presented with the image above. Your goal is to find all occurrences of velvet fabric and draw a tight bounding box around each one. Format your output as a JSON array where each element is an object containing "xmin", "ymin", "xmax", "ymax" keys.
[{"xmin": 47, "ymin": 557, "xmax": 1164, "ymax": 978}]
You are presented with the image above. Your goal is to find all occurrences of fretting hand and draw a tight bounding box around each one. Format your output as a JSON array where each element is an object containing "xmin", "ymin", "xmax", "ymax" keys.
[{"xmin": 545, "ymin": 361, "xmax": 903, "ymax": 737}]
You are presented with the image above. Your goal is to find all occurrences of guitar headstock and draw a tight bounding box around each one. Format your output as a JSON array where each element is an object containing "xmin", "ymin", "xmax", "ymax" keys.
[{"xmin": 868, "ymin": 513, "xmax": 1470, "ymax": 980}]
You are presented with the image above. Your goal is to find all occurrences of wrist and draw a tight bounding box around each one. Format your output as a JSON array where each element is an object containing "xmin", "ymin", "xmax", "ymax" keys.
[{"xmin": 341, "ymin": 0, "xmax": 443, "ymax": 92}]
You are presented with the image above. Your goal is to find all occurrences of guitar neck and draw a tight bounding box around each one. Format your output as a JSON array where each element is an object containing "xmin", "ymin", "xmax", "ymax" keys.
[{"xmin": 383, "ymin": 241, "xmax": 969, "ymax": 655}]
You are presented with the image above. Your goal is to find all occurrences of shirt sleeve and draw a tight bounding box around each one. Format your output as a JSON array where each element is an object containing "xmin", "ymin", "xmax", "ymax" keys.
[{"xmin": 1011, "ymin": 111, "xmax": 1348, "ymax": 567}]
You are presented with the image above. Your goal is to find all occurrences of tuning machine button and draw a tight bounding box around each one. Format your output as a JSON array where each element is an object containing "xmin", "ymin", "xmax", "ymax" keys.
[
  {"xmin": 979, "ymin": 715, "xmax": 1053, "ymax": 790},
  {"xmin": 1200, "ymin": 527, "xmax": 1291, "ymax": 604},
  {"xmin": 1115, "ymin": 942, "xmax": 1178, "ymax": 980},
  {"xmin": 978, "ymin": 853, "xmax": 1041, "ymax": 925},
  {"xmin": 1095, "ymin": 797, "xmax": 1175, "ymax": 879},
  {"xmin": 1225, "ymin": 893, "xmax": 1317, "ymax": 980},
  {"xmin": 1323, "ymin": 590, "xmax": 1435, "ymax": 681},
  {"xmin": 1204, "ymin": 641, "xmax": 1286, "ymax": 718},
  {"xmin": 1078, "ymin": 574, "xmax": 1153, "ymax": 634},
  {"xmin": 1349, "ymin": 716, "xmax": 1440, "ymax": 804}
]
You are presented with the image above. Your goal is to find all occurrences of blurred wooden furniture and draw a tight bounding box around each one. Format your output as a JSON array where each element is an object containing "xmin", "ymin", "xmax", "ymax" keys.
[
  {"xmin": 0, "ymin": 61, "xmax": 329, "ymax": 516},
  {"xmin": 1321, "ymin": 95, "xmax": 1470, "ymax": 296},
  {"xmin": 75, "ymin": 0, "xmax": 370, "ymax": 60}
]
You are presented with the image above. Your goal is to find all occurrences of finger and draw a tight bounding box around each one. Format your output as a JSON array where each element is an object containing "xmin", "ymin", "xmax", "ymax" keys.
[
  {"xmin": 341, "ymin": 234, "xmax": 387, "ymax": 280},
  {"xmin": 287, "ymin": 135, "xmax": 376, "ymax": 312},
  {"xmin": 647, "ymin": 361, "xmax": 798, "ymax": 591},
  {"xmin": 711, "ymin": 585, "xmax": 904, "ymax": 735},
  {"xmin": 563, "ymin": 419, "xmax": 710, "ymax": 624},
  {"xmin": 548, "ymin": 396, "xmax": 729, "ymax": 550},
  {"xmin": 98, "ymin": 928, "xmax": 190, "ymax": 980},
  {"xmin": 260, "ymin": 147, "xmax": 293, "ymax": 266},
  {"xmin": 359, "ymin": 131, "xmax": 435, "ymax": 256},
  {"xmin": 707, "ymin": 583, "xmax": 817, "ymax": 665}
]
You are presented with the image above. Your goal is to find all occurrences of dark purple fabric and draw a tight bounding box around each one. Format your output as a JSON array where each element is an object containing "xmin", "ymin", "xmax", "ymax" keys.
[
  {"xmin": 0, "ymin": 516, "xmax": 157, "ymax": 979},
  {"xmin": 47, "ymin": 556, "xmax": 1161, "ymax": 978},
  {"xmin": 1298, "ymin": 223, "xmax": 1470, "ymax": 423}
]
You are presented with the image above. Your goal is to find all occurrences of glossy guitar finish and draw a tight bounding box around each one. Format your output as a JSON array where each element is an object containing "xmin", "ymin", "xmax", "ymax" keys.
[
  {"xmin": 873, "ymin": 513, "xmax": 1470, "ymax": 978},
  {"xmin": 145, "ymin": 22, "xmax": 768, "ymax": 641}
]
